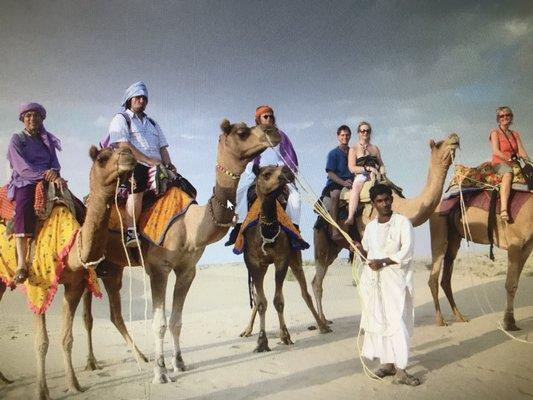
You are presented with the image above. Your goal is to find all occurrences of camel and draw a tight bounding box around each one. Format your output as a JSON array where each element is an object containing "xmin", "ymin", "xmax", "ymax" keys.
[
  {"xmin": 312, "ymin": 133, "xmax": 460, "ymax": 326},
  {"xmin": 83, "ymin": 120, "xmax": 281, "ymax": 383},
  {"xmin": 0, "ymin": 146, "xmax": 136, "ymax": 400},
  {"xmin": 428, "ymin": 193, "xmax": 532, "ymax": 330},
  {"xmin": 238, "ymin": 166, "xmax": 330, "ymax": 352}
]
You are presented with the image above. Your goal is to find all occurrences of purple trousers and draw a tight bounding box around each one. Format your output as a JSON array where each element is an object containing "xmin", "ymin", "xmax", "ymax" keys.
[{"xmin": 13, "ymin": 184, "xmax": 37, "ymax": 236}]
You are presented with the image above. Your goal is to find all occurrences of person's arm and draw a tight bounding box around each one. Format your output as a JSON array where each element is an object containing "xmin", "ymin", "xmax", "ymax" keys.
[
  {"xmin": 348, "ymin": 147, "xmax": 365, "ymax": 174},
  {"xmin": 116, "ymin": 141, "xmax": 158, "ymax": 166},
  {"xmin": 327, "ymin": 171, "xmax": 352, "ymax": 188},
  {"xmin": 7, "ymin": 135, "xmax": 45, "ymax": 181},
  {"xmin": 515, "ymin": 133, "xmax": 530, "ymax": 161},
  {"xmin": 490, "ymin": 130, "xmax": 512, "ymax": 164},
  {"xmin": 326, "ymin": 150, "xmax": 351, "ymax": 187}
]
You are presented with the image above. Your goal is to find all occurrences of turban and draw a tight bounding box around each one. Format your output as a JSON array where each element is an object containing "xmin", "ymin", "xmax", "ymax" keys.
[
  {"xmin": 255, "ymin": 105, "xmax": 274, "ymax": 124},
  {"xmin": 19, "ymin": 102, "xmax": 46, "ymax": 121},
  {"xmin": 121, "ymin": 81, "xmax": 148, "ymax": 107}
]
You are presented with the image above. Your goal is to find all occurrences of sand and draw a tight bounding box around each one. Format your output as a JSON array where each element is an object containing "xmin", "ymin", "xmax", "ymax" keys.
[{"xmin": 0, "ymin": 250, "xmax": 532, "ymax": 400}]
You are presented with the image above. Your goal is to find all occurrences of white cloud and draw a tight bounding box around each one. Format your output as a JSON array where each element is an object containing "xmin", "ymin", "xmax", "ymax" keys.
[{"xmin": 93, "ymin": 115, "xmax": 109, "ymax": 128}]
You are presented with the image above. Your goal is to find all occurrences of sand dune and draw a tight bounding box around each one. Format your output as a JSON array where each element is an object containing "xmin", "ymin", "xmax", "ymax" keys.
[{"xmin": 0, "ymin": 251, "xmax": 532, "ymax": 399}]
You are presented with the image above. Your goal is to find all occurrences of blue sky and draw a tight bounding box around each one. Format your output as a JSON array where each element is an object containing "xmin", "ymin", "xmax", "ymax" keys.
[{"xmin": 1, "ymin": 0, "xmax": 531, "ymax": 264}]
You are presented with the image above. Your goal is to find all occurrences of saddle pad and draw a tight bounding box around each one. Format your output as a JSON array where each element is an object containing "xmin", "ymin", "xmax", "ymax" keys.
[
  {"xmin": 233, "ymin": 198, "xmax": 309, "ymax": 255},
  {"xmin": 447, "ymin": 162, "xmax": 528, "ymax": 193},
  {"xmin": 0, "ymin": 182, "xmax": 46, "ymax": 221},
  {"xmin": 109, "ymin": 186, "xmax": 195, "ymax": 246},
  {"xmin": 0, "ymin": 205, "xmax": 101, "ymax": 314}
]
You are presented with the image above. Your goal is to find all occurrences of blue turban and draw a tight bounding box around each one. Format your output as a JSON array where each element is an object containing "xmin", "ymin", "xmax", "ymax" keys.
[{"xmin": 121, "ymin": 81, "xmax": 148, "ymax": 108}]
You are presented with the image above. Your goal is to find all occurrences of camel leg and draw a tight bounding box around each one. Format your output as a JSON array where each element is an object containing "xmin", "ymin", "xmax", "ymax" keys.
[
  {"xmin": 273, "ymin": 261, "xmax": 293, "ymax": 345},
  {"xmin": 440, "ymin": 231, "xmax": 468, "ymax": 323},
  {"xmin": 61, "ymin": 281, "xmax": 85, "ymax": 393},
  {"xmin": 0, "ymin": 282, "xmax": 13, "ymax": 385},
  {"xmin": 428, "ymin": 214, "xmax": 448, "ymax": 326},
  {"xmin": 149, "ymin": 267, "xmax": 171, "ymax": 384},
  {"xmin": 101, "ymin": 266, "xmax": 148, "ymax": 363},
  {"xmin": 289, "ymin": 254, "xmax": 332, "ymax": 334},
  {"xmin": 503, "ymin": 242, "xmax": 532, "ymax": 331},
  {"xmin": 82, "ymin": 289, "xmax": 101, "ymax": 371},
  {"xmin": 34, "ymin": 313, "xmax": 51, "ymax": 400},
  {"xmin": 249, "ymin": 262, "xmax": 270, "ymax": 352},
  {"xmin": 169, "ymin": 267, "xmax": 196, "ymax": 373},
  {"xmin": 240, "ymin": 303, "xmax": 258, "ymax": 338},
  {"xmin": 312, "ymin": 261, "xmax": 332, "ymax": 325}
]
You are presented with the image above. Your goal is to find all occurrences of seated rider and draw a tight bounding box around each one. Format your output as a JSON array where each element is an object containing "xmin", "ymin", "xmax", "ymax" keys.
[
  {"xmin": 489, "ymin": 106, "xmax": 530, "ymax": 222},
  {"xmin": 7, "ymin": 102, "xmax": 66, "ymax": 284},
  {"xmin": 108, "ymin": 81, "xmax": 176, "ymax": 247},
  {"xmin": 345, "ymin": 121, "xmax": 385, "ymax": 226},
  {"xmin": 322, "ymin": 125, "xmax": 353, "ymax": 241},
  {"xmin": 235, "ymin": 105, "xmax": 300, "ymax": 227}
]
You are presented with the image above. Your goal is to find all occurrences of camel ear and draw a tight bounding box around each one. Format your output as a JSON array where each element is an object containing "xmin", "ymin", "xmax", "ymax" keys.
[
  {"xmin": 89, "ymin": 145, "xmax": 99, "ymax": 161},
  {"xmin": 220, "ymin": 119, "xmax": 231, "ymax": 135},
  {"xmin": 429, "ymin": 139, "xmax": 436, "ymax": 149}
]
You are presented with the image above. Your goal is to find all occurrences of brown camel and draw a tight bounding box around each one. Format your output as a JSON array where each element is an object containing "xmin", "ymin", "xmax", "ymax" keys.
[
  {"xmin": 239, "ymin": 166, "xmax": 330, "ymax": 352},
  {"xmin": 0, "ymin": 146, "xmax": 136, "ymax": 400},
  {"xmin": 312, "ymin": 133, "xmax": 460, "ymax": 326},
  {"xmin": 428, "ymin": 193, "xmax": 532, "ymax": 330},
  {"xmin": 83, "ymin": 120, "xmax": 281, "ymax": 383}
]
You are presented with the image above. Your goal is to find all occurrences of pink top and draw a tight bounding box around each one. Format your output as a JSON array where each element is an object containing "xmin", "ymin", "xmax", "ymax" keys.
[{"xmin": 490, "ymin": 128, "xmax": 520, "ymax": 166}]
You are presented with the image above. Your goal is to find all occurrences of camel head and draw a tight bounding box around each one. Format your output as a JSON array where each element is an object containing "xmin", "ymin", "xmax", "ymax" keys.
[
  {"xmin": 429, "ymin": 133, "xmax": 460, "ymax": 170},
  {"xmin": 88, "ymin": 146, "xmax": 137, "ymax": 197},
  {"xmin": 255, "ymin": 165, "xmax": 295, "ymax": 202},
  {"xmin": 217, "ymin": 119, "xmax": 282, "ymax": 173}
]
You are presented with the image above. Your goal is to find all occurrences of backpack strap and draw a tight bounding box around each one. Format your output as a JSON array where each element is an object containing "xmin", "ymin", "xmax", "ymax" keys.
[{"xmin": 119, "ymin": 112, "xmax": 157, "ymax": 131}]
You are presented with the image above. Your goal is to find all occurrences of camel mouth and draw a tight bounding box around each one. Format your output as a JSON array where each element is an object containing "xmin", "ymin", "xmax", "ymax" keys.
[{"xmin": 117, "ymin": 161, "xmax": 136, "ymax": 174}]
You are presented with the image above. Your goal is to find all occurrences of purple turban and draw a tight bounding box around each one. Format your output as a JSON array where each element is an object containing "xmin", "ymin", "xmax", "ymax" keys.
[{"xmin": 19, "ymin": 102, "xmax": 47, "ymax": 121}]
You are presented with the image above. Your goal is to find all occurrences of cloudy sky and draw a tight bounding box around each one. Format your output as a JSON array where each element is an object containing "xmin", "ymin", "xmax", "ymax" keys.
[{"xmin": 0, "ymin": 0, "xmax": 531, "ymax": 264}]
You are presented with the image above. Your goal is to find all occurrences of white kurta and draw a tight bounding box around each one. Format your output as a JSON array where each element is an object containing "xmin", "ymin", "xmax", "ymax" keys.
[{"xmin": 359, "ymin": 213, "xmax": 415, "ymax": 369}]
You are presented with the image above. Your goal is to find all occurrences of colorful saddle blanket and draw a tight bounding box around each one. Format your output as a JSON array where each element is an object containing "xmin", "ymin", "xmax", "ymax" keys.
[
  {"xmin": 446, "ymin": 162, "xmax": 529, "ymax": 194},
  {"xmin": 0, "ymin": 182, "xmax": 46, "ymax": 221},
  {"xmin": 109, "ymin": 186, "xmax": 196, "ymax": 246},
  {"xmin": 438, "ymin": 190, "xmax": 530, "ymax": 221},
  {"xmin": 233, "ymin": 199, "xmax": 310, "ymax": 255},
  {"xmin": 0, "ymin": 205, "xmax": 101, "ymax": 314}
]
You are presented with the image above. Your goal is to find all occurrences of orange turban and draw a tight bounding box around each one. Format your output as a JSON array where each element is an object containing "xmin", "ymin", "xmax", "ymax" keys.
[{"xmin": 255, "ymin": 105, "xmax": 274, "ymax": 124}]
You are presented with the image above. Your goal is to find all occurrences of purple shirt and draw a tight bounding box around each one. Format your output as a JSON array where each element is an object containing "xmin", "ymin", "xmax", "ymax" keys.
[
  {"xmin": 7, "ymin": 129, "xmax": 61, "ymax": 199},
  {"xmin": 253, "ymin": 130, "xmax": 298, "ymax": 171}
]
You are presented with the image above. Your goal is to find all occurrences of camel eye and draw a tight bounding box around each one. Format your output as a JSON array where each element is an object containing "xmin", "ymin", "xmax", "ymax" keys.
[
  {"xmin": 237, "ymin": 129, "xmax": 248, "ymax": 139},
  {"xmin": 263, "ymin": 172, "xmax": 271, "ymax": 179}
]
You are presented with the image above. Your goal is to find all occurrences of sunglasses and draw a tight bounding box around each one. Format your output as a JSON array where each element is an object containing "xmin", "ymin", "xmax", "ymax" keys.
[
  {"xmin": 261, "ymin": 114, "xmax": 274, "ymax": 120},
  {"xmin": 359, "ymin": 129, "xmax": 371, "ymax": 133},
  {"xmin": 498, "ymin": 113, "xmax": 511, "ymax": 119}
]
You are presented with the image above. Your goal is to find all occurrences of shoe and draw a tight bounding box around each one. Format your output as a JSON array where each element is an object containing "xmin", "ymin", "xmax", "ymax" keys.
[
  {"xmin": 13, "ymin": 267, "xmax": 29, "ymax": 284},
  {"xmin": 125, "ymin": 229, "xmax": 139, "ymax": 248},
  {"xmin": 224, "ymin": 223, "xmax": 241, "ymax": 246}
]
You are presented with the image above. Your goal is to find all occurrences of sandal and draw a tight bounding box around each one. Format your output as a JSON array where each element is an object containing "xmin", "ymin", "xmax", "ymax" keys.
[
  {"xmin": 393, "ymin": 374, "xmax": 420, "ymax": 386},
  {"xmin": 13, "ymin": 267, "xmax": 29, "ymax": 284},
  {"xmin": 374, "ymin": 367, "xmax": 396, "ymax": 378}
]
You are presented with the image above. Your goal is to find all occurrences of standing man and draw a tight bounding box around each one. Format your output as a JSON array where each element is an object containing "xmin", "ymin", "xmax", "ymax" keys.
[
  {"xmin": 108, "ymin": 81, "xmax": 175, "ymax": 247},
  {"xmin": 354, "ymin": 184, "xmax": 420, "ymax": 386},
  {"xmin": 322, "ymin": 125, "xmax": 353, "ymax": 241}
]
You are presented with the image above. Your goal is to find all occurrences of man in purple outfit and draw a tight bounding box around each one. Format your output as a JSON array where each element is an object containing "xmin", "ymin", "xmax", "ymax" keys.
[{"xmin": 7, "ymin": 102, "xmax": 64, "ymax": 284}]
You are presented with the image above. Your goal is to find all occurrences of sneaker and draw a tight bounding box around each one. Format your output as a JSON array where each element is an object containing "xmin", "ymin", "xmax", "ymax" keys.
[{"xmin": 125, "ymin": 229, "xmax": 139, "ymax": 248}]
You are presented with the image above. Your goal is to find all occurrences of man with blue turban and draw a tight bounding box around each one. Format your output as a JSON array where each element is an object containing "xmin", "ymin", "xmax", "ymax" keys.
[{"xmin": 108, "ymin": 81, "xmax": 175, "ymax": 247}]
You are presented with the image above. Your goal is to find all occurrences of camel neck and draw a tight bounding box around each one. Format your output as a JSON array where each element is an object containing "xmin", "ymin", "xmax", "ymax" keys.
[
  {"xmin": 78, "ymin": 191, "xmax": 111, "ymax": 264},
  {"xmin": 259, "ymin": 193, "xmax": 280, "ymax": 237}
]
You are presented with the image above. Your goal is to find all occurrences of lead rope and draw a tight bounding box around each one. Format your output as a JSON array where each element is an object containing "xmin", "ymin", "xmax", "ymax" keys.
[
  {"xmin": 114, "ymin": 177, "xmax": 152, "ymax": 400},
  {"xmin": 452, "ymin": 154, "xmax": 531, "ymax": 344},
  {"xmin": 264, "ymin": 133, "xmax": 387, "ymax": 382}
]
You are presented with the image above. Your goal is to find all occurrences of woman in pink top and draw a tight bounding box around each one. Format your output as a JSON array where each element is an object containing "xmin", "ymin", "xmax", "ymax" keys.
[{"xmin": 489, "ymin": 106, "xmax": 530, "ymax": 221}]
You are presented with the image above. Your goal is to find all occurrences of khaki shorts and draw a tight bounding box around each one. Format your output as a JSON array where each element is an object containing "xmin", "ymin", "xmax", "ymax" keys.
[{"xmin": 493, "ymin": 163, "xmax": 513, "ymax": 176}]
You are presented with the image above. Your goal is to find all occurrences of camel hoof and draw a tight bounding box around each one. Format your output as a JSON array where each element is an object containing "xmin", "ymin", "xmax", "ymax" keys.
[
  {"xmin": 240, "ymin": 329, "xmax": 253, "ymax": 337},
  {"xmin": 67, "ymin": 385, "xmax": 85, "ymax": 394},
  {"xmin": 504, "ymin": 323, "xmax": 521, "ymax": 332},
  {"xmin": 307, "ymin": 325, "xmax": 317, "ymax": 331},
  {"xmin": 0, "ymin": 372, "xmax": 13, "ymax": 384},
  {"xmin": 253, "ymin": 344, "xmax": 271, "ymax": 353},
  {"xmin": 319, "ymin": 325, "xmax": 333, "ymax": 334},
  {"xmin": 172, "ymin": 354, "xmax": 187, "ymax": 372},
  {"xmin": 85, "ymin": 356, "xmax": 102, "ymax": 371},
  {"xmin": 280, "ymin": 338, "xmax": 294, "ymax": 345},
  {"xmin": 37, "ymin": 390, "xmax": 52, "ymax": 400},
  {"xmin": 326, "ymin": 320, "xmax": 333, "ymax": 325},
  {"xmin": 152, "ymin": 373, "xmax": 171, "ymax": 384},
  {"xmin": 139, "ymin": 352, "xmax": 149, "ymax": 363},
  {"xmin": 455, "ymin": 315, "xmax": 469, "ymax": 323}
]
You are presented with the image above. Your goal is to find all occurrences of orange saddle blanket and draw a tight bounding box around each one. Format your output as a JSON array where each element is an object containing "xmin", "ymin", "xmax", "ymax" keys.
[{"xmin": 109, "ymin": 186, "xmax": 196, "ymax": 246}]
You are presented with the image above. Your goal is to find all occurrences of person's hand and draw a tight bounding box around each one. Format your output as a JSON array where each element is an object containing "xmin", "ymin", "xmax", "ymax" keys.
[
  {"xmin": 43, "ymin": 169, "xmax": 58, "ymax": 182},
  {"xmin": 165, "ymin": 163, "xmax": 177, "ymax": 173},
  {"xmin": 352, "ymin": 241, "xmax": 364, "ymax": 253},
  {"xmin": 343, "ymin": 179, "xmax": 353, "ymax": 189},
  {"xmin": 147, "ymin": 158, "xmax": 160, "ymax": 167},
  {"xmin": 53, "ymin": 177, "xmax": 67, "ymax": 192},
  {"xmin": 368, "ymin": 260, "xmax": 384, "ymax": 271}
]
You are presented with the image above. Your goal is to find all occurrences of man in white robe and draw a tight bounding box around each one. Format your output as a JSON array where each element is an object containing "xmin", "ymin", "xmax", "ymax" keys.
[{"xmin": 354, "ymin": 183, "xmax": 420, "ymax": 386}]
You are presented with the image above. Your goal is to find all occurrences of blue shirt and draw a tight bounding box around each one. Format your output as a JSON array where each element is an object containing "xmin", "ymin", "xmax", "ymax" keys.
[{"xmin": 325, "ymin": 146, "xmax": 353, "ymax": 186}]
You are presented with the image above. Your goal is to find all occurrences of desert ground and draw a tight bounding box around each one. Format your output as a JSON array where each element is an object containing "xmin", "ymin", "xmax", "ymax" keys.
[{"xmin": 0, "ymin": 250, "xmax": 532, "ymax": 400}]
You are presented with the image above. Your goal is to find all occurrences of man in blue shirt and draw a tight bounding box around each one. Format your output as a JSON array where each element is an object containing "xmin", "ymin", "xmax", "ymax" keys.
[{"xmin": 323, "ymin": 125, "xmax": 354, "ymax": 241}]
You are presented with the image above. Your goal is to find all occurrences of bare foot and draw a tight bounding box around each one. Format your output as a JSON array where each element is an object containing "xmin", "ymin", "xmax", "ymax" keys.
[
  {"xmin": 344, "ymin": 217, "xmax": 355, "ymax": 226},
  {"xmin": 13, "ymin": 266, "xmax": 29, "ymax": 284}
]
